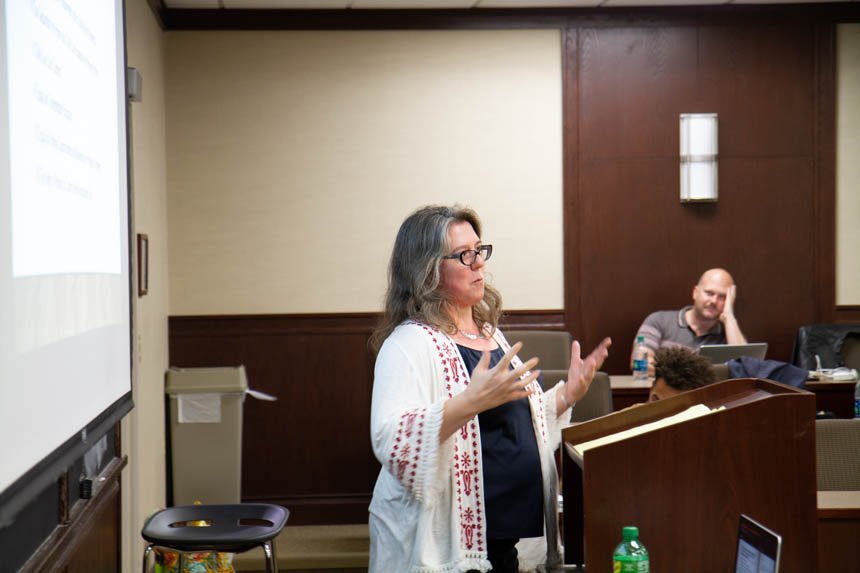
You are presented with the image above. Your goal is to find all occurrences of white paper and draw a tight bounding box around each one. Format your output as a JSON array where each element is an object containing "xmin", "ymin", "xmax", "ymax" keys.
[
  {"xmin": 178, "ymin": 393, "xmax": 222, "ymax": 423},
  {"xmin": 247, "ymin": 389, "xmax": 277, "ymax": 401},
  {"xmin": 573, "ymin": 404, "xmax": 720, "ymax": 456}
]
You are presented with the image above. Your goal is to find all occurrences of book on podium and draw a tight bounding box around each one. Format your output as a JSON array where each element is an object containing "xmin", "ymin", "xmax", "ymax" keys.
[{"xmin": 560, "ymin": 378, "xmax": 816, "ymax": 573}]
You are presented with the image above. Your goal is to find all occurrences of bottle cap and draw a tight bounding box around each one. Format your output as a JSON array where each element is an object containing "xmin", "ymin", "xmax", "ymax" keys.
[{"xmin": 622, "ymin": 526, "xmax": 639, "ymax": 540}]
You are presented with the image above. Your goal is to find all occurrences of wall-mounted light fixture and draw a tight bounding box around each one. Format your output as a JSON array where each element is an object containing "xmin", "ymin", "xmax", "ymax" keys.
[{"xmin": 680, "ymin": 113, "xmax": 718, "ymax": 202}]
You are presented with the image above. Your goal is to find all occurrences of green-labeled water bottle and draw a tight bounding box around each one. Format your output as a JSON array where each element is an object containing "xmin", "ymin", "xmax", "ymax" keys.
[{"xmin": 613, "ymin": 525, "xmax": 649, "ymax": 573}]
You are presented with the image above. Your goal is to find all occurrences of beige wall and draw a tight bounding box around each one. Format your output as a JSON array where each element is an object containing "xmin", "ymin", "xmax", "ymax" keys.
[
  {"xmin": 837, "ymin": 23, "xmax": 860, "ymax": 306},
  {"xmin": 165, "ymin": 30, "xmax": 564, "ymax": 315},
  {"xmin": 122, "ymin": 0, "xmax": 170, "ymax": 571}
]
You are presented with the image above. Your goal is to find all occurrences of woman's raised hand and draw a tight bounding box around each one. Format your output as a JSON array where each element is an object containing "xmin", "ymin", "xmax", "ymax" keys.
[
  {"xmin": 463, "ymin": 341, "xmax": 540, "ymax": 413},
  {"xmin": 563, "ymin": 337, "xmax": 612, "ymax": 404}
]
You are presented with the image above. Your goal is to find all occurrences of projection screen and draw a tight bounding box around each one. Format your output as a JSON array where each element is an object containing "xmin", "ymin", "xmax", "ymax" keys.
[{"xmin": 0, "ymin": 0, "xmax": 133, "ymax": 524}]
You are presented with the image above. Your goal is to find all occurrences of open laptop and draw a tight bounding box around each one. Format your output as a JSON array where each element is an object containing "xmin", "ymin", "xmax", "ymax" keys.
[
  {"xmin": 734, "ymin": 514, "xmax": 782, "ymax": 573},
  {"xmin": 698, "ymin": 343, "xmax": 768, "ymax": 363}
]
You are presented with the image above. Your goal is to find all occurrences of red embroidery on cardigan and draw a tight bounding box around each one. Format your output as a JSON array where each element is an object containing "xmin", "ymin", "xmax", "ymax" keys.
[
  {"xmin": 389, "ymin": 408, "xmax": 425, "ymax": 492},
  {"xmin": 396, "ymin": 456, "xmax": 409, "ymax": 481},
  {"xmin": 462, "ymin": 469, "xmax": 473, "ymax": 495},
  {"xmin": 403, "ymin": 411, "xmax": 417, "ymax": 438},
  {"xmin": 414, "ymin": 322, "xmax": 486, "ymax": 554},
  {"xmin": 447, "ymin": 357, "xmax": 461, "ymax": 378},
  {"xmin": 462, "ymin": 507, "xmax": 475, "ymax": 549}
]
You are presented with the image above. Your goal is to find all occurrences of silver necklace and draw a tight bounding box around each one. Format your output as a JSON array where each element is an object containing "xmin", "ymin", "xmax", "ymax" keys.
[{"xmin": 459, "ymin": 329, "xmax": 483, "ymax": 340}]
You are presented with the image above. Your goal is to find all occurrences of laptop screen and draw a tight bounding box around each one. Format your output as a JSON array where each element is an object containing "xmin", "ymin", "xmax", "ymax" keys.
[
  {"xmin": 698, "ymin": 343, "xmax": 768, "ymax": 363},
  {"xmin": 734, "ymin": 514, "xmax": 782, "ymax": 573}
]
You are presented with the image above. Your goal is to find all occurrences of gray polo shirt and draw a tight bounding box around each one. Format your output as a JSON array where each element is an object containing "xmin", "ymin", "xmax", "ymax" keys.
[{"xmin": 636, "ymin": 305, "xmax": 725, "ymax": 352}]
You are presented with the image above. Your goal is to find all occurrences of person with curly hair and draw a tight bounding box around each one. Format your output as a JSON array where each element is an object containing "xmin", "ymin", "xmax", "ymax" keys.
[{"xmin": 648, "ymin": 346, "xmax": 718, "ymax": 402}]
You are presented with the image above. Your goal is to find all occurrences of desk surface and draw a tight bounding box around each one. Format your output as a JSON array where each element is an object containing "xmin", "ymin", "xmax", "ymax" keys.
[
  {"xmin": 609, "ymin": 375, "xmax": 651, "ymax": 410},
  {"xmin": 611, "ymin": 374, "xmax": 857, "ymax": 418},
  {"xmin": 612, "ymin": 374, "xmax": 853, "ymax": 389},
  {"xmin": 610, "ymin": 374, "xmax": 652, "ymax": 390},
  {"xmin": 818, "ymin": 490, "xmax": 860, "ymax": 518},
  {"xmin": 804, "ymin": 379, "xmax": 858, "ymax": 389}
]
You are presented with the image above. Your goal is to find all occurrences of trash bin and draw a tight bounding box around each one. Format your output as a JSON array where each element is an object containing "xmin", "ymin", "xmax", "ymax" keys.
[{"xmin": 165, "ymin": 366, "xmax": 249, "ymax": 506}]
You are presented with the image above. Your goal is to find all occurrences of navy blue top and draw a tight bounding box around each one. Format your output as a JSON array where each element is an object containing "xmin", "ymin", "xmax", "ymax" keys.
[{"xmin": 456, "ymin": 344, "xmax": 544, "ymax": 540}]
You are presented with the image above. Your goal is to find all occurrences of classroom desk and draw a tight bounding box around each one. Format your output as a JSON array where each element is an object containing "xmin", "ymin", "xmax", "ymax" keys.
[
  {"xmin": 610, "ymin": 375, "xmax": 652, "ymax": 410},
  {"xmin": 817, "ymin": 490, "xmax": 860, "ymax": 572},
  {"xmin": 611, "ymin": 375, "xmax": 857, "ymax": 417},
  {"xmin": 804, "ymin": 380, "xmax": 857, "ymax": 419}
]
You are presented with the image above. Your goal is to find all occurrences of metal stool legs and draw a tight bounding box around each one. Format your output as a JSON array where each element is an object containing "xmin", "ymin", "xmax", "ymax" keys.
[
  {"xmin": 142, "ymin": 542, "xmax": 278, "ymax": 573},
  {"xmin": 263, "ymin": 539, "xmax": 277, "ymax": 573},
  {"xmin": 142, "ymin": 545, "xmax": 154, "ymax": 573}
]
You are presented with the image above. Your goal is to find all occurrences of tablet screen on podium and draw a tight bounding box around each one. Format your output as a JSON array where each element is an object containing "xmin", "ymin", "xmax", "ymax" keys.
[{"xmin": 734, "ymin": 514, "xmax": 782, "ymax": 573}]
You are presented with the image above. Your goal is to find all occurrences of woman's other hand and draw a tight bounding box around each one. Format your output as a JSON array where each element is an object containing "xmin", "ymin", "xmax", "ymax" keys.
[{"xmin": 563, "ymin": 337, "xmax": 612, "ymax": 405}]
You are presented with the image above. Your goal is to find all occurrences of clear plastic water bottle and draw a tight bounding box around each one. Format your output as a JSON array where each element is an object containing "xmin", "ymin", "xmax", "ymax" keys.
[
  {"xmin": 613, "ymin": 525, "xmax": 649, "ymax": 572},
  {"xmin": 632, "ymin": 335, "xmax": 649, "ymax": 381},
  {"xmin": 854, "ymin": 379, "xmax": 860, "ymax": 418}
]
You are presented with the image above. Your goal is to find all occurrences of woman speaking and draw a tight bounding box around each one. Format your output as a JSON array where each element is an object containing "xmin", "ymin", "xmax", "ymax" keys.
[{"xmin": 369, "ymin": 205, "xmax": 610, "ymax": 573}]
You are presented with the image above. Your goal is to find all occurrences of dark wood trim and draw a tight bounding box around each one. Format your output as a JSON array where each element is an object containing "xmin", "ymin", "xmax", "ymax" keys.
[
  {"xmin": 169, "ymin": 312, "xmax": 379, "ymax": 337},
  {"xmin": 814, "ymin": 23, "xmax": 837, "ymax": 323},
  {"xmin": 20, "ymin": 456, "xmax": 127, "ymax": 573},
  {"xmin": 158, "ymin": 4, "xmax": 860, "ymax": 31},
  {"xmin": 169, "ymin": 310, "xmax": 566, "ymax": 335},
  {"xmin": 144, "ymin": 0, "xmax": 167, "ymax": 30},
  {"xmin": 562, "ymin": 27, "xmax": 582, "ymax": 343},
  {"xmin": 500, "ymin": 310, "xmax": 566, "ymax": 330},
  {"xmin": 834, "ymin": 306, "xmax": 860, "ymax": 322},
  {"xmin": 818, "ymin": 506, "xmax": 860, "ymax": 520}
]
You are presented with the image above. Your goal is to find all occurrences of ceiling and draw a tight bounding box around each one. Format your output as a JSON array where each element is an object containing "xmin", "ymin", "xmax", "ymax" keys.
[{"xmin": 163, "ymin": 0, "xmax": 856, "ymax": 9}]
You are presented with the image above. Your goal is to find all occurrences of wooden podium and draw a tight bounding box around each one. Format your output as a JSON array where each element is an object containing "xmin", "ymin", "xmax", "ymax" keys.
[{"xmin": 561, "ymin": 378, "xmax": 817, "ymax": 572}]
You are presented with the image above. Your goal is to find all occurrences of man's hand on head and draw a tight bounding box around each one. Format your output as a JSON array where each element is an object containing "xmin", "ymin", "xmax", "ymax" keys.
[{"xmin": 720, "ymin": 284, "xmax": 737, "ymax": 323}]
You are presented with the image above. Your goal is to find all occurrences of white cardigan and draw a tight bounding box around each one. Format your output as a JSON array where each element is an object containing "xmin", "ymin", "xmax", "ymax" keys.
[{"xmin": 369, "ymin": 322, "xmax": 572, "ymax": 573}]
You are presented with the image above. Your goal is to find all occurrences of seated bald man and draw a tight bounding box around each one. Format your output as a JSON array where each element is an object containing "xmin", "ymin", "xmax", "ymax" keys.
[
  {"xmin": 631, "ymin": 268, "xmax": 748, "ymax": 375},
  {"xmin": 648, "ymin": 346, "xmax": 718, "ymax": 402}
]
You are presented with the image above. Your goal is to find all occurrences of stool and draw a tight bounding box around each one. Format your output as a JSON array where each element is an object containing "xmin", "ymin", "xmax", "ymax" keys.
[{"xmin": 141, "ymin": 503, "xmax": 289, "ymax": 573}]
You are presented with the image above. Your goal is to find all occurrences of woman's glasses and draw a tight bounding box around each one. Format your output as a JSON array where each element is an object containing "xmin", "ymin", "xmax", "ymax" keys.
[{"xmin": 442, "ymin": 244, "xmax": 493, "ymax": 266}]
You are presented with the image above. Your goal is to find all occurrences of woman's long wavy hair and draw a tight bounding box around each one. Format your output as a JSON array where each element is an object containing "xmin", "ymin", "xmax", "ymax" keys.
[{"xmin": 370, "ymin": 205, "xmax": 503, "ymax": 352}]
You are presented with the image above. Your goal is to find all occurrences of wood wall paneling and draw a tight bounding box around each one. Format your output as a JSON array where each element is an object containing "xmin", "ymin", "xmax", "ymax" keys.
[
  {"xmin": 835, "ymin": 306, "xmax": 860, "ymax": 322},
  {"xmin": 814, "ymin": 24, "xmax": 837, "ymax": 322},
  {"xmin": 698, "ymin": 25, "xmax": 815, "ymax": 156},
  {"xmin": 168, "ymin": 311, "xmax": 564, "ymax": 524},
  {"xmin": 578, "ymin": 27, "xmax": 698, "ymax": 159},
  {"xmin": 571, "ymin": 22, "xmax": 828, "ymax": 373},
  {"xmin": 562, "ymin": 27, "xmax": 582, "ymax": 343},
  {"xmin": 168, "ymin": 314, "xmax": 378, "ymax": 525}
]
